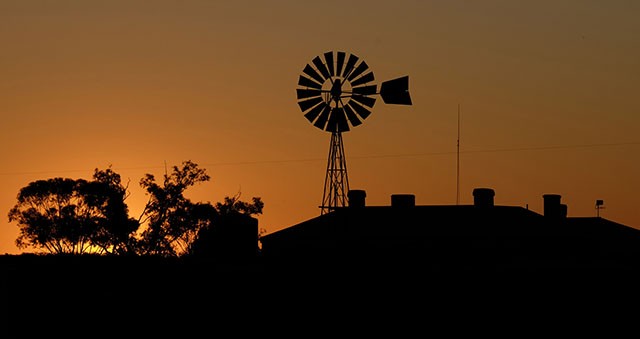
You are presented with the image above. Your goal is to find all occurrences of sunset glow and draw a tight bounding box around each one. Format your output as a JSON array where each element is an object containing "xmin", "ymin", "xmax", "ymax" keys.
[{"xmin": 2, "ymin": 0, "xmax": 639, "ymax": 254}]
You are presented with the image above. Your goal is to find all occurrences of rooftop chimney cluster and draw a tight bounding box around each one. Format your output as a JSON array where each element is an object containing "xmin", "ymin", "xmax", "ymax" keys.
[
  {"xmin": 348, "ymin": 190, "xmax": 417, "ymax": 208},
  {"xmin": 347, "ymin": 188, "xmax": 570, "ymax": 219}
]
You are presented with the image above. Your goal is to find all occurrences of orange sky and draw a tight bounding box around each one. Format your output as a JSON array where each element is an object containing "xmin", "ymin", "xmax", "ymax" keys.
[{"xmin": 1, "ymin": 0, "xmax": 639, "ymax": 254}]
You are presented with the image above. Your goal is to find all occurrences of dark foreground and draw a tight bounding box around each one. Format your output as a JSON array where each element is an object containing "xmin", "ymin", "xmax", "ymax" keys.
[{"xmin": 1, "ymin": 253, "xmax": 638, "ymax": 335}]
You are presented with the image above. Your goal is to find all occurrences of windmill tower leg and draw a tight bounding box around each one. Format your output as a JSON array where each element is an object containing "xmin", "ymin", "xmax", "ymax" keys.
[{"xmin": 321, "ymin": 131, "xmax": 350, "ymax": 214}]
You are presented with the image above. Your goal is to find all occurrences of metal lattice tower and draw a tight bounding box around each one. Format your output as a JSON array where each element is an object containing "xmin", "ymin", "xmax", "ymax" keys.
[{"xmin": 321, "ymin": 131, "xmax": 350, "ymax": 214}]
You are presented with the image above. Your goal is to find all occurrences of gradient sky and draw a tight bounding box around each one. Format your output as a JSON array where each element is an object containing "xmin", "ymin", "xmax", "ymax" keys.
[{"xmin": 1, "ymin": 0, "xmax": 639, "ymax": 254}]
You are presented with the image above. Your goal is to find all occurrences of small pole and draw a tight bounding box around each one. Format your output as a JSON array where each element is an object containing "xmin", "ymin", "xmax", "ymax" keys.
[
  {"xmin": 595, "ymin": 200, "xmax": 604, "ymax": 218},
  {"xmin": 456, "ymin": 103, "xmax": 460, "ymax": 205}
]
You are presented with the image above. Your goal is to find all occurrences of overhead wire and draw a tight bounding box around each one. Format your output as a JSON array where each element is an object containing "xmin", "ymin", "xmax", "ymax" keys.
[{"xmin": 0, "ymin": 141, "xmax": 639, "ymax": 176}]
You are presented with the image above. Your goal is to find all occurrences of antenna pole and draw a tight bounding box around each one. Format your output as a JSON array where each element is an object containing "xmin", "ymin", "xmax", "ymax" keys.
[{"xmin": 456, "ymin": 103, "xmax": 460, "ymax": 205}]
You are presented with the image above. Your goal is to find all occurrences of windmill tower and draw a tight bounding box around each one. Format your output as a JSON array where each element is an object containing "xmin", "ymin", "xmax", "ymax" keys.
[{"xmin": 296, "ymin": 51, "xmax": 412, "ymax": 214}]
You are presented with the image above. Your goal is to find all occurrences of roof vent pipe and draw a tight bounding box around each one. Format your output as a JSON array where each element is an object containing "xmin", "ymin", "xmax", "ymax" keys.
[
  {"xmin": 391, "ymin": 194, "xmax": 415, "ymax": 208},
  {"xmin": 543, "ymin": 194, "xmax": 566, "ymax": 219},
  {"xmin": 348, "ymin": 190, "xmax": 366, "ymax": 208},
  {"xmin": 560, "ymin": 204, "xmax": 568, "ymax": 218},
  {"xmin": 473, "ymin": 188, "xmax": 495, "ymax": 207}
]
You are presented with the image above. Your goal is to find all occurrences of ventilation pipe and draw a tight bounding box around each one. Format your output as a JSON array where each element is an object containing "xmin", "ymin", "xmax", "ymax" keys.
[
  {"xmin": 543, "ymin": 194, "xmax": 567, "ymax": 219},
  {"xmin": 473, "ymin": 188, "xmax": 495, "ymax": 207},
  {"xmin": 391, "ymin": 194, "xmax": 415, "ymax": 208},
  {"xmin": 348, "ymin": 190, "xmax": 366, "ymax": 208}
]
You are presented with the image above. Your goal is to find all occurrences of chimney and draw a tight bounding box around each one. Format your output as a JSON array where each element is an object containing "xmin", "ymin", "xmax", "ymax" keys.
[
  {"xmin": 560, "ymin": 204, "xmax": 568, "ymax": 218},
  {"xmin": 348, "ymin": 190, "xmax": 366, "ymax": 208},
  {"xmin": 473, "ymin": 188, "xmax": 495, "ymax": 207},
  {"xmin": 391, "ymin": 194, "xmax": 415, "ymax": 208},
  {"xmin": 543, "ymin": 194, "xmax": 567, "ymax": 219}
]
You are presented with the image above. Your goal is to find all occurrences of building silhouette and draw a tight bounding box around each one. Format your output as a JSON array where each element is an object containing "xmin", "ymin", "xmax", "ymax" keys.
[{"xmin": 259, "ymin": 188, "xmax": 640, "ymax": 273}]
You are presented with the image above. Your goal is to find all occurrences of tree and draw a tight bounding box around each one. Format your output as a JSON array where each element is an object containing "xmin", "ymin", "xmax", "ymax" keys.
[
  {"xmin": 8, "ymin": 160, "xmax": 264, "ymax": 258},
  {"xmin": 215, "ymin": 193, "xmax": 264, "ymax": 217},
  {"xmin": 88, "ymin": 166, "xmax": 140, "ymax": 255},
  {"xmin": 7, "ymin": 166, "xmax": 140, "ymax": 254},
  {"xmin": 9, "ymin": 178, "xmax": 101, "ymax": 254},
  {"xmin": 137, "ymin": 160, "xmax": 213, "ymax": 257}
]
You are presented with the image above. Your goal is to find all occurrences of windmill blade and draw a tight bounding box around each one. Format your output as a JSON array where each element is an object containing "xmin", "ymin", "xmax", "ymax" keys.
[
  {"xmin": 303, "ymin": 101, "xmax": 327, "ymax": 123},
  {"xmin": 298, "ymin": 96, "xmax": 323, "ymax": 112},
  {"xmin": 324, "ymin": 51, "xmax": 335, "ymax": 77},
  {"xmin": 347, "ymin": 99, "xmax": 372, "ymax": 120},
  {"xmin": 327, "ymin": 107, "xmax": 349, "ymax": 132},
  {"xmin": 380, "ymin": 76, "xmax": 412, "ymax": 105},
  {"xmin": 350, "ymin": 71, "xmax": 375, "ymax": 87},
  {"xmin": 339, "ymin": 117, "xmax": 351, "ymax": 132},
  {"xmin": 303, "ymin": 64, "xmax": 325, "ymax": 85},
  {"xmin": 343, "ymin": 103, "xmax": 362, "ymax": 127},
  {"xmin": 351, "ymin": 94, "xmax": 376, "ymax": 108},
  {"xmin": 342, "ymin": 54, "xmax": 359, "ymax": 78},
  {"xmin": 297, "ymin": 51, "xmax": 408, "ymax": 133},
  {"xmin": 296, "ymin": 88, "xmax": 322, "ymax": 100},
  {"xmin": 314, "ymin": 104, "xmax": 332, "ymax": 130},
  {"xmin": 336, "ymin": 51, "xmax": 346, "ymax": 78},
  {"xmin": 312, "ymin": 56, "xmax": 331, "ymax": 80},
  {"xmin": 347, "ymin": 60, "xmax": 369, "ymax": 82},
  {"xmin": 352, "ymin": 84, "xmax": 377, "ymax": 96},
  {"xmin": 298, "ymin": 75, "xmax": 322, "ymax": 89}
]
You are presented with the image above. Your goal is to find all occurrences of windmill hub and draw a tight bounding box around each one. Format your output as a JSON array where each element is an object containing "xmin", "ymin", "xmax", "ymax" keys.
[{"xmin": 330, "ymin": 78, "xmax": 342, "ymax": 103}]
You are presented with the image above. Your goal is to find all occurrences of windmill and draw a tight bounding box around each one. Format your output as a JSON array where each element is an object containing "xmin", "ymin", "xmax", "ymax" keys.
[{"xmin": 296, "ymin": 51, "xmax": 412, "ymax": 214}]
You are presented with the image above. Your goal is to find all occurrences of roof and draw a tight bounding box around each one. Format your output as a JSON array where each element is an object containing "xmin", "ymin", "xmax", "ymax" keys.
[{"xmin": 260, "ymin": 203, "xmax": 640, "ymax": 271}]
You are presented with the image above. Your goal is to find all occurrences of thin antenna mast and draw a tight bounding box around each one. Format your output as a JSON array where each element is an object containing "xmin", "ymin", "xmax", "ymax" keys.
[{"xmin": 456, "ymin": 103, "xmax": 460, "ymax": 205}]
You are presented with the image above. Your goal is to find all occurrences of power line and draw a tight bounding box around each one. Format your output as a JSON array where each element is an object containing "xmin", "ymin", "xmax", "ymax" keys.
[
  {"xmin": 351, "ymin": 141, "xmax": 640, "ymax": 159},
  {"xmin": 1, "ymin": 141, "xmax": 639, "ymax": 177}
]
